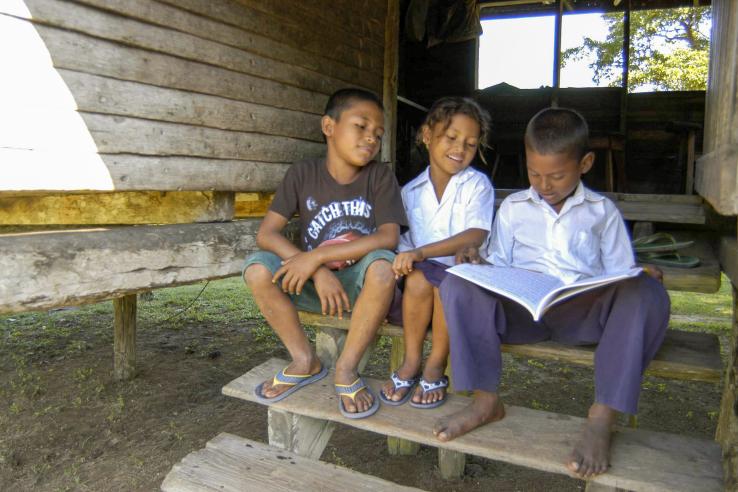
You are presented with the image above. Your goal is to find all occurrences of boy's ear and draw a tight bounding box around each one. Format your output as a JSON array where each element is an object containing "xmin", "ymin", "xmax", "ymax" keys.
[
  {"xmin": 579, "ymin": 151, "xmax": 595, "ymax": 174},
  {"xmin": 321, "ymin": 115, "xmax": 334, "ymax": 138}
]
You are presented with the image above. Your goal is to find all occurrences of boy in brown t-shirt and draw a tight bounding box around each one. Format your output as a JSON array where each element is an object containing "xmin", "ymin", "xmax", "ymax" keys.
[{"xmin": 243, "ymin": 88, "xmax": 407, "ymax": 419}]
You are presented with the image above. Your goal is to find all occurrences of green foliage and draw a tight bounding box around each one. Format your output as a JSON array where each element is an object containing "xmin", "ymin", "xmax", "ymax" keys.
[{"xmin": 563, "ymin": 7, "xmax": 711, "ymax": 91}]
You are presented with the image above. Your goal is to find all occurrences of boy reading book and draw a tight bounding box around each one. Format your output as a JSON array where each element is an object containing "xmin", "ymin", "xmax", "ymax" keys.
[{"xmin": 436, "ymin": 108, "xmax": 670, "ymax": 479}]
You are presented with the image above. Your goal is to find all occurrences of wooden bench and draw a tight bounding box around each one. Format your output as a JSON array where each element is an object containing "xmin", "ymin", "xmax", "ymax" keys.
[
  {"xmin": 161, "ymin": 433, "xmax": 422, "ymax": 491},
  {"xmin": 298, "ymin": 312, "xmax": 723, "ymax": 383},
  {"xmin": 222, "ymin": 358, "xmax": 724, "ymax": 492}
]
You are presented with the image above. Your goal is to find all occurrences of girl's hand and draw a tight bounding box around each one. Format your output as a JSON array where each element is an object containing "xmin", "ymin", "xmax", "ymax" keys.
[
  {"xmin": 312, "ymin": 268, "xmax": 351, "ymax": 318},
  {"xmin": 392, "ymin": 249, "xmax": 423, "ymax": 278},
  {"xmin": 272, "ymin": 251, "xmax": 322, "ymax": 295},
  {"xmin": 642, "ymin": 264, "xmax": 664, "ymax": 283},
  {"xmin": 455, "ymin": 245, "xmax": 483, "ymax": 265}
]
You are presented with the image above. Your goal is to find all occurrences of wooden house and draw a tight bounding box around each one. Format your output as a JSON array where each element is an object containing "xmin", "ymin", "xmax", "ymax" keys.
[{"xmin": 0, "ymin": 0, "xmax": 737, "ymax": 489}]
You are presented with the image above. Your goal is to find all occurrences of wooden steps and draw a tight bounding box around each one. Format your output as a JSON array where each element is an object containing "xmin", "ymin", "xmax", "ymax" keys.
[
  {"xmin": 223, "ymin": 358, "xmax": 724, "ymax": 492},
  {"xmin": 161, "ymin": 433, "xmax": 422, "ymax": 492},
  {"xmin": 298, "ymin": 312, "xmax": 723, "ymax": 383}
]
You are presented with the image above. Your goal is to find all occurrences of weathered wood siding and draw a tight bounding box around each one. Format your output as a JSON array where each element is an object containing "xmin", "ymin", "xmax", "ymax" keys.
[
  {"xmin": 0, "ymin": 0, "xmax": 387, "ymax": 192},
  {"xmin": 695, "ymin": 0, "xmax": 738, "ymax": 214}
]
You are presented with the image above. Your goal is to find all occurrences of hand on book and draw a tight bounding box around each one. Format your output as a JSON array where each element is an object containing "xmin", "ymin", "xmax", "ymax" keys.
[
  {"xmin": 393, "ymin": 249, "xmax": 424, "ymax": 278},
  {"xmin": 455, "ymin": 245, "xmax": 486, "ymax": 265}
]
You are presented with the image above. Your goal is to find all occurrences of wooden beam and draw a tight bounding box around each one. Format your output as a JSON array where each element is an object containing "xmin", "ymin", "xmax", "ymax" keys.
[
  {"xmin": 0, "ymin": 220, "xmax": 268, "ymax": 314},
  {"xmin": 73, "ymin": 0, "xmax": 382, "ymax": 91},
  {"xmin": 60, "ymin": 70, "xmax": 323, "ymax": 142},
  {"xmin": 234, "ymin": 192, "xmax": 273, "ymax": 218},
  {"xmin": 12, "ymin": 0, "xmax": 353, "ymax": 97},
  {"xmin": 381, "ymin": 0, "xmax": 399, "ymax": 167},
  {"xmin": 113, "ymin": 294, "xmax": 136, "ymax": 380},
  {"xmin": 0, "ymin": 150, "xmax": 289, "ymax": 193},
  {"xmin": 696, "ymin": 145, "xmax": 738, "ymax": 215},
  {"xmin": 0, "ymin": 191, "xmax": 234, "ymax": 225}
]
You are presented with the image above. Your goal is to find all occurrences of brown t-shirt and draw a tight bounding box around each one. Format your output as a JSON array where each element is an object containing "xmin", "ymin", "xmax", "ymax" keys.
[{"xmin": 270, "ymin": 158, "xmax": 408, "ymax": 252}]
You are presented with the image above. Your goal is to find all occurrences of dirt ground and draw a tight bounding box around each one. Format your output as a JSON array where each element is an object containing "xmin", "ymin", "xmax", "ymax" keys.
[{"xmin": 0, "ymin": 279, "xmax": 727, "ymax": 491}]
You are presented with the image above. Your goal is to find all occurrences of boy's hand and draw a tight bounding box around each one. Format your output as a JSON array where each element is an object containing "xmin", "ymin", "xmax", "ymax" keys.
[
  {"xmin": 312, "ymin": 267, "xmax": 351, "ymax": 318},
  {"xmin": 642, "ymin": 264, "xmax": 664, "ymax": 283},
  {"xmin": 272, "ymin": 251, "xmax": 322, "ymax": 295},
  {"xmin": 392, "ymin": 249, "xmax": 423, "ymax": 278},
  {"xmin": 455, "ymin": 245, "xmax": 484, "ymax": 265}
]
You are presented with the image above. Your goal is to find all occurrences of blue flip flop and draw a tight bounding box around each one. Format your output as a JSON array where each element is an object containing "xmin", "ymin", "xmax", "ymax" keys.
[
  {"xmin": 335, "ymin": 377, "xmax": 380, "ymax": 419},
  {"xmin": 410, "ymin": 376, "xmax": 449, "ymax": 409},
  {"xmin": 254, "ymin": 365, "xmax": 328, "ymax": 404},
  {"xmin": 379, "ymin": 371, "xmax": 418, "ymax": 406}
]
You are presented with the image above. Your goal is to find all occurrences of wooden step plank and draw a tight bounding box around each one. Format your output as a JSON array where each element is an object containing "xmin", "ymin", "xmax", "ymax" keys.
[
  {"xmin": 223, "ymin": 359, "xmax": 723, "ymax": 492},
  {"xmin": 297, "ymin": 313, "xmax": 723, "ymax": 383},
  {"xmin": 647, "ymin": 232, "xmax": 721, "ymax": 294},
  {"xmin": 161, "ymin": 432, "xmax": 423, "ymax": 492}
]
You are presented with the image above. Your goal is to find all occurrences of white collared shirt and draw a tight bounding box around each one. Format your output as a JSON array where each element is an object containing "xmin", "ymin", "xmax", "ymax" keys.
[
  {"xmin": 486, "ymin": 183, "xmax": 635, "ymax": 283},
  {"xmin": 399, "ymin": 166, "xmax": 495, "ymax": 266}
]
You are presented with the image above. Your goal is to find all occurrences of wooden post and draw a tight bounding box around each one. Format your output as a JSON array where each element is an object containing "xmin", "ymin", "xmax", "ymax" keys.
[
  {"xmin": 113, "ymin": 294, "xmax": 136, "ymax": 380},
  {"xmin": 387, "ymin": 336, "xmax": 421, "ymax": 455},
  {"xmin": 438, "ymin": 361, "xmax": 466, "ymax": 479},
  {"xmin": 716, "ymin": 278, "xmax": 738, "ymax": 489},
  {"xmin": 267, "ymin": 408, "xmax": 335, "ymax": 460},
  {"xmin": 381, "ymin": 0, "xmax": 399, "ymax": 168}
]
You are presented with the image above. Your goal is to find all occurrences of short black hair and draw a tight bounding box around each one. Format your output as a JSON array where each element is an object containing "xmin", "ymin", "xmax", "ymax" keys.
[
  {"xmin": 524, "ymin": 107, "xmax": 589, "ymax": 160},
  {"xmin": 324, "ymin": 88, "xmax": 383, "ymax": 120}
]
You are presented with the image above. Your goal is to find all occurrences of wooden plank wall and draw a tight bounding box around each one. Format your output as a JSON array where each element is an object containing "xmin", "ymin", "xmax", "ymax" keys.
[
  {"xmin": 695, "ymin": 0, "xmax": 738, "ymax": 214},
  {"xmin": 0, "ymin": 0, "xmax": 387, "ymax": 194}
]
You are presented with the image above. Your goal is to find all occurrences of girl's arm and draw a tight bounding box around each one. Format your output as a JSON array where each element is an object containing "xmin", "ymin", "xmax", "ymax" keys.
[{"xmin": 393, "ymin": 228, "xmax": 487, "ymax": 277}]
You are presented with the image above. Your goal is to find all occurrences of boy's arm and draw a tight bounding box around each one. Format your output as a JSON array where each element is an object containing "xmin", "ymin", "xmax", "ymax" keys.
[
  {"xmin": 255, "ymin": 211, "xmax": 301, "ymax": 260},
  {"xmin": 272, "ymin": 223, "xmax": 399, "ymax": 296}
]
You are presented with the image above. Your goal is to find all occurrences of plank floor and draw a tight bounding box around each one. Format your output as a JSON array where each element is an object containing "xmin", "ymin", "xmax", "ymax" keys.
[
  {"xmin": 161, "ymin": 433, "xmax": 423, "ymax": 492},
  {"xmin": 224, "ymin": 358, "xmax": 724, "ymax": 492}
]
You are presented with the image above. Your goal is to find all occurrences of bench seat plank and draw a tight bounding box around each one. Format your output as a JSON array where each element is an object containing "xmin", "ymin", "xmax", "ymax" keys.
[
  {"xmin": 297, "ymin": 313, "xmax": 723, "ymax": 383},
  {"xmin": 161, "ymin": 432, "xmax": 422, "ymax": 492},
  {"xmin": 224, "ymin": 358, "xmax": 723, "ymax": 492}
]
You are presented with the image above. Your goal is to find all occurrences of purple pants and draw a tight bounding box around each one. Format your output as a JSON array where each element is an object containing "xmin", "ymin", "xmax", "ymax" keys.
[{"xmin": 439, "ymin": 273, "xmax": 670, "ymax": 414}]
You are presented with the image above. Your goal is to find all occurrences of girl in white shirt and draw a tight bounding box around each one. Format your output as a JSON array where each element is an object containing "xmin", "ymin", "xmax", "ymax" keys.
[{"xmin": 380, "ymin": 97, "xmax": 495, "ymax": 408}]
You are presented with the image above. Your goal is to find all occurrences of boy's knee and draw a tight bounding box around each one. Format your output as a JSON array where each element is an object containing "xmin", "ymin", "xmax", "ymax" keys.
[
  {"xmin": 364, "ymin": 259, "xmax": 395, "ymax": 288},
  {"xmin": 243, "ymin": 263, "xmax": 272, "ymax": 288}
]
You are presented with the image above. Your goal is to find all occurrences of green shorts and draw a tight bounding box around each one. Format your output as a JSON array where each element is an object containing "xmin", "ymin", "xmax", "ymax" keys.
[{"xmin": 242, "ymin": 249, "xmax": 396, "ymax": 314}]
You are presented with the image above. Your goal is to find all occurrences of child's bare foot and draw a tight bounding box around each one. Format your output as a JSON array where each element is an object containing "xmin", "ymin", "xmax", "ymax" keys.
[
  {"xmin": 381, "ymin": 361, "xmax": 420, "ymax": 403},
  {"xmin": 335, "ymin": 367, "xmax": 374, "ymax": 413},
  {"xmin": 258, "ymin": 357, "xmax": 323, "ymax": 399},
  {"xmin": 565, "ymin": 403, "xmax": 617, "ymax": 478},
  {"xmin": 433, "ymin": 391, "xmax": 505, "ymax": 441},
  {"xmin": 412, "ymin": 364, "xmax": 447, "ymax": 406}
]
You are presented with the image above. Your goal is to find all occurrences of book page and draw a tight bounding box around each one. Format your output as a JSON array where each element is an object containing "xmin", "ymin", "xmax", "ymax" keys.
[
  {"xmin": 543, "ymin": 268, "xmax": 643, "ymax": 309},
  {"xmin": 446, "ymin": 264, "xmax": 562, "ymax": 317}
]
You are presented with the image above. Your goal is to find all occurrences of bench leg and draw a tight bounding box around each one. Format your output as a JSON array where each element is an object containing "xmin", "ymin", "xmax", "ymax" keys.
[
  {"xmin": 387, "ymin": 335, "xmax": 421, "ymax": 456},
  {"xmin": 437, "ymin": 362, "xmax": 466, "ymax": 479},
  {"xmin": 315, "ymin": 326, "xmax": 374, "ymax": 372},
  {"xmin": 268, "ymin": 408, "xmax": 334, "ymax": 460},
  {"xmin": 113, "ymin": 294, "xmax": 136, "ymax": 380}
]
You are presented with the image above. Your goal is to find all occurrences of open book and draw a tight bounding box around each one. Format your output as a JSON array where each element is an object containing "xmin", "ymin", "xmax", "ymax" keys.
[{"xmin": 446, "ymin": 263, "xmax": 642, "ymax": 321}]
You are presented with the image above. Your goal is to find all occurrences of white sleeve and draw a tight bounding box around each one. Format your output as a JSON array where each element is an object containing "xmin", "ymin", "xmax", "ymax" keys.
[
  {"xmin": 486, "ymin": 199, "xmax": 514, "ymax": 266},
  {"xmin": 600, "ymin": 202, "xmax": 636, "ymax": 273},
  {"xmin": 462, "ymin": 176, "xmax": 495, "ymax": 231},
  {"xmin": 398, "ymin": 185, "xmax": 414, "ymax": 252}
]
